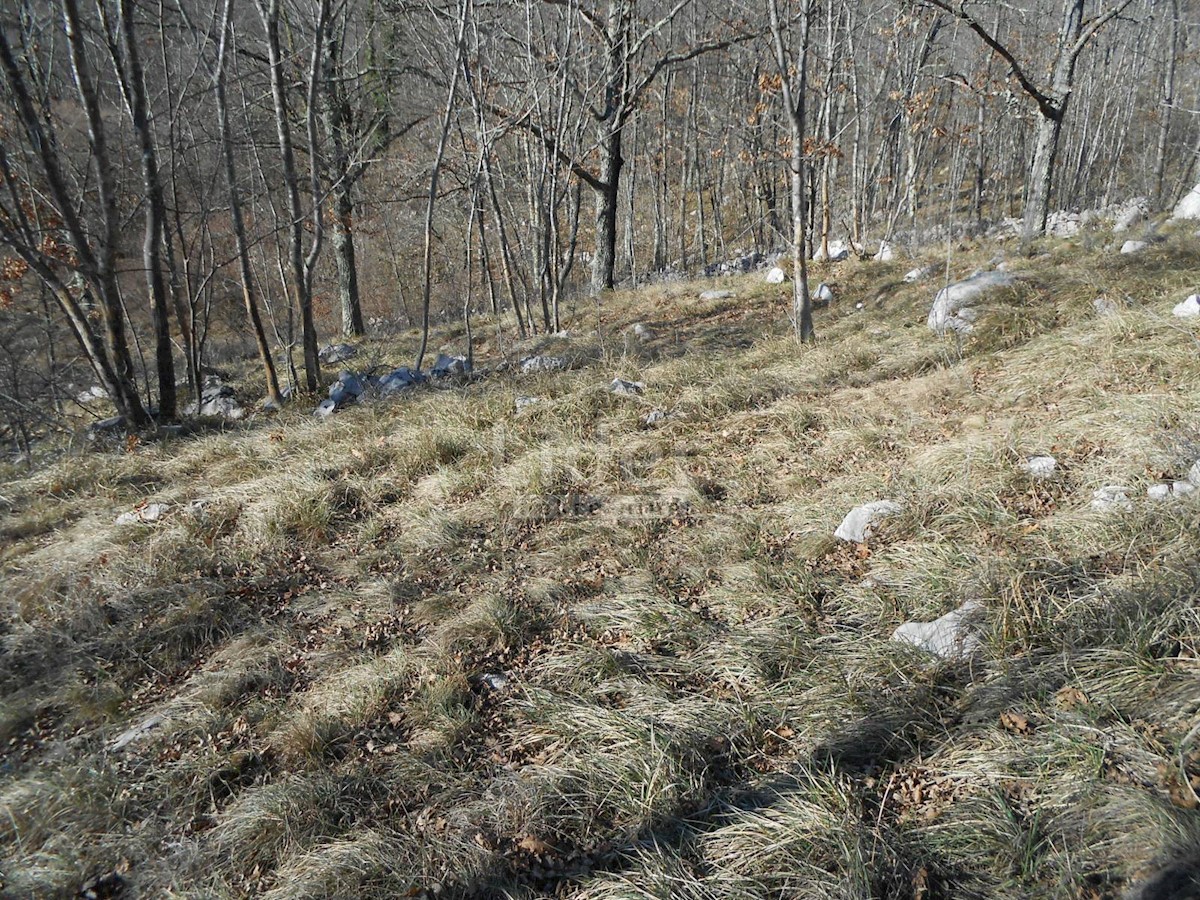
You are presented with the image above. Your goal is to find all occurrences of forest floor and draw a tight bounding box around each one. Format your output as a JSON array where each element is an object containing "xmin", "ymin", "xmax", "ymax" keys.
[{"xmin": 3, "ymin": 227, "xmax": 1200, "ymax": 899}]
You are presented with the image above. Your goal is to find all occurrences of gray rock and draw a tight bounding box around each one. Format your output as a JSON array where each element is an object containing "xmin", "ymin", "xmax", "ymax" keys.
[
  {"xmin": 904, "ymin": 264, "xmax": 936, "ymax": 284},
  {"xmin": 834, "ymin": 500, "xmax": 903, "ymax": 543},
  {"xmin": 520, "ymin": 355, "xmax": 568, "ymax": 375},
  {"xmin": 765, "ymin": 266, "xmax": 786, "ymax": 285},
  {"xmin": 314, "ymin": 399, "xmax": 338, "ymax": 418},
  {"xmin": 87, "ymin": 415, "xmax": 126, "ymax": 440},
  {"xmin": 1120, "ymin": 240, "xmax": 1148, "ymax": 255},
  {"xmin": 1189, "ymin": 459, "xmax": 1200, "ymax": 487},
  {"xmin": 630, "ymin": 323, "xmax": 653, "ymax": 341},
  {"xmin": 431, "ymin": 353, "xmax": 469, "ymax": 377},
  {"xmin": 480, "ymin": 673, "xmax": 509, "ymax": 690},
  {"xmin": 1172, "ymin": 183, "xmax": 1200, "ymax": 220},
  {"xmin": 644, "ymin": 409, "xmax": 666, "ymax": 426},
  {"xmin": 699, "ymin": 289, "xmax": 737, "ymax": 301},
  {"xmin": 110, "ymin": 713, "xmax": 166, "ymax": 751},
  {"xmin": 1020, "ymin": 456, "xmax": 1057, "ymax": 479},
  {"xmin": 1091, "ymin": 485, "xmax": 1133, "ymax": 511},
  {"xmin": 114, "ymin": 502, "xmax": 170, "ymax": 526},
  {"xmin": 1172, "ymin": 294, "xmax": 1200, "ymax": 318},
  {"xmin": 927, "ymin": 271, "xmax": 1018, "ymax": 335},
  {"xmin": 1093, "ymin": 297, "xmax": 1120, "ymax": 317},
  {"xmin": 815, "ymin": 283, "xmax": 835, "ymax": 305},
  {"xmin": 380, "ymin": 367, "xmax": 420, "ymax": 395},
  {"xmin": 813, "ymin": 240, "xmax": 850, "ymax": 262},
  {"xmin": 1046, "ymin": 211, "xmax": 1082, "ymax": 238},
  {"xmin": 329, "ymin": 371, "xmax": 365, "ymax": 407},
  {"xmin": 318, "ymin": 343, "xmax": 358, "ymax": 364},
  {"xmin": 198, "ymin": 395, "xmax": 245, "ymax": 420},
  {"xmin": 609, "ymin": 378, "xmax": 645, "ymax": 396},
  {"xmin": 1148, "ymin": 483, "xmax": 1172, "ymax": 500},
  {"xmin": 891, "ymin": 600, "xmax": 985, "ymax": 660},
  {"xmin": 874, "ymin": 241, "xmax": 895, "ymax": 262}
]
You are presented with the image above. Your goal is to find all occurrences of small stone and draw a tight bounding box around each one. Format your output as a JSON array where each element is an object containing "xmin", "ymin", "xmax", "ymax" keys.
[
  {"xmin": 630, "ymin": 323, "xmax": 653, "ymax": 341},
  {"xmin": 1172, "ymin": 294, "xmax": 1200, "ymax": 318},
  {"xmin": 515, "ymin": 396, "xmax": 542, "ymax": 412},
  {"xmin": 1174, "ymin": 481, "xmax": 1196, "ymax": 496},
  {"xmin": 431, "ymin": 353, "xmax": 469, "ymax": 377},
  {"xmin": 644, "ymin": 409, "xmax": 666, "ymax": 426},
  {"xmin": 1120, "ymin": 240, "xmax": 1147, "ymax": 255},
  {"xmin": 110, "ymin": 713, "xmax": 166, "ymax": 751},
  {"xmin": 1093, "ymin": 297, "xmax": 1119, "ymax": 317},
  {"xmin": 314, "ymin": 399, "xmax": 338, "ymax": 418},
  {"xmin": 834, "ymin": 500, "xmax": 903, "ymax": 543},
  {"xmin": 903, "ymin": 265, "xmax": 935, "ymax": 284},
  {"xmin": 115, "ymin": 502, "xmax": 170, "ymax": 526},
  {"xmin": 1020, "ymin": 456, "xmax": 1057, "ymax": 479},
  {"xmin": 1091, "ymin": 485, "xmax": 1133, "ymax": 511},
  {"xmin": 815, "ymin": 282, "xmax": 834, "ymax": 305},
  {"xmin": 480, "ymin": 673, "xmax": 509, "ymax": 690},
  {"xmin": 1148, "ymin": 483, "xmax": 1172, "ymax": 500},
  {"xmin": 891, "ymin": 600, "xmax": 985, "ymax": 660},
  {"xmin": 609, "ymin": 378, "xmax": 645, "ymax": 396},
  {"xmin": 318, "ymin": 343, "xmax": 357, "ymax": 364},
  {"xmin": 520, "ymin": 355, "xmax": 568, "ymax": 374},
  {"xmin": 765, "ymin": 266, "xmax": 786, "ymax": 284},
  {"xmin": 874, "ymin": 241, "xmax": 895, "ymax": 262}
]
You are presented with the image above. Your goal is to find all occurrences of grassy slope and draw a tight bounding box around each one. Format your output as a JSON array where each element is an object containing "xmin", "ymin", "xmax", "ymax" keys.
[{"xmin": 2, "ymin": 230, "xmax": 1200, "ymax": 899}]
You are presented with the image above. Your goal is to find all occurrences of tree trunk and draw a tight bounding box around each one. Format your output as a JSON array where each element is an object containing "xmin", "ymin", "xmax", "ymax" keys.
[
  {"xmin": 322, "ymin": 35, "xmax": 365, "ymax": 337},
  {"xmin": 591, "ymin": 125, "xmax": 622, "ymax": 292}
]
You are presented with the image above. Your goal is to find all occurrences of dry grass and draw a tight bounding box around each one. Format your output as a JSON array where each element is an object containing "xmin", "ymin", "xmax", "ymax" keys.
[{"xmin": 3, "ymin": 229, "xmax": 1200, "ymax": 898}]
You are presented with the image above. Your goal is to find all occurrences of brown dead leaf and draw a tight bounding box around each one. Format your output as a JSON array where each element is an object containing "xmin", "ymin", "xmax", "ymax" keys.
[
  {"xmin": 516, "ymin": 835, "xmax": 555, "ymax": 855},
  {"xmin": 1000, "ymin": 711, "xmax": 1033, "ymax": 735},
  {"xmin": 1055, "ymin": 686, "xmax": 1089, "ymax": 710}
]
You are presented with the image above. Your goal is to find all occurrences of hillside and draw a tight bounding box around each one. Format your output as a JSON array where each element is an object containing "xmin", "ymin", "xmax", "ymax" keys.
[{"xmin": 3, "ymin": 229, "xmax": 1200, "ymax": 899}]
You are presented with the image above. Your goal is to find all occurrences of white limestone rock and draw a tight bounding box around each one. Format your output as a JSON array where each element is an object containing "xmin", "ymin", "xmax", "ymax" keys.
[
  {"xmin": 1172, "ymin": 294, "xmax": 1200, "ymax": 318},
  {"xmin": 114, "ymin": 502, "xmax": 170, "ymax": 527},
  {"xmin": 1020, "ymin": 456, "xmax": 1057, "ymax": 479},
  {"xmin": 609, "ymin": 378, "xmax": 645, "ymax": 396},
  {"xmin": 1120, "ymin": 240, "xmax": 1148, "ymax": 255},
  {"xmin": 520, "ymin": 355, "xmax": 568, "ymax": 375},
  {"xmin": 1091, "ymin": 485, "xmax": 1133, "ymax": 512},
  {"xmin": 644, "ymin": 409, "xmax": 666, "ymax": 426},
  {"xmin": 515, "ymin": 396, "xmax": 542, "ymax": 412},
  {"xmin": 318, "ymin": 343, "xmax": 357, "ymax": 364},
  {"xmin": 813, "ymin": 240, "xmax": 850, "ymax": 262},
  {"xmin": 765, "ymin": 266, "xmax": 786, "ymax": 285},
  {"xmin": 927, "ymin": 271, "xmax": 1017, "ymax": 335},
  {"xmin": 834, "ymin": 500, "xmax": 903, "ymax": 543},
  {"xmin": 874, "ymin": 241, "xmax": 895, "ymax": 262},
  {"xmin": 892, "ymin": 600, "xmax": 985, "ymax": 660},
  {"xmin": 1172, "ymin": 183, "xmax": 1200, "ymax": 221},
  {"xmin": 110, "ymin": 713, "xmax": 167, "ymax": 752},
  {"xmin": 699, "ymin": 290, "xmax": 736, "ymax": 301}
]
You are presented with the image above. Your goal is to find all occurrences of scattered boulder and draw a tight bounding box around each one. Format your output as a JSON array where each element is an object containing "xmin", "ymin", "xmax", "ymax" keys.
[
  {"xmin": 1172, "ymin": 294, "xmax": 1200, "ymax": 318},
  {"xmin": 328, "ymin": 371, "xmax": 366, "ymax": 407},
  {"xmin": 1020, "ymin": 456, "xmax": 1057, "ymax": 479},
  {"xmin": 813, "ymin": 240, "xmax": 850, "ymax": 262},
  {"xmin": 1046, "ymin": 210, "xmax": 1082, "ymax": 238},
  {"xmin": 1172, "ymin": 183, "xmax": 1200, "ymax": 221},
  {"xmin": 926, "ymin": 271, "xmax": 1018, "ymax": 335},
  {"xmin": 1091, "ymin": 485, "xmax": 1133, "ymax": 512},
  {"xmin": 630, "ymin": 323, "xmax": 653, "ymax": 342},
  {"xmin": 521, "ymin": 355, "xmax": 568, "ymax": 374},
  {"xmin": 904, "ymin": 264, "xmax": 936, "ymax": 284},
  {"xmin": 834, "ymin": 500, "xmax": 903, "ymax": 543},
  {"xmin": 1120, "ymin": 240, "xmax": 1148, "ymax": 255},
  {"xmin": 609, "ymin": 378, "xmax": 645, "ymax": 396},
  {"xmin": 318, "ymin": 343, "xmax": 358, "ymax": 364},
  {"xmin": 379, "ymin": 367, "xmax": 421, "ymax": 395},
  {"xmin": 114, "ymin": 502, "xmax": 170, "ymax": 526},
  {"xmin": 765, "ymin": 266, "xmax": 786, "ymax": 285},
  {"xmin": 874, "ymin": 241, "xmax": 895, "ymax": 262},
  {"xmin": 699, "ymin": 289, "xmax": 737, "ymax": 301},
  {"xmin": 87, "ymin": 415, "xmax": 126, "ymax": 441},
  {"xmin": 313, "ymin": 399, "xmax": 338, "ymax": 418},
  {"xmin": 110, "ymin": 713, "xmax": 166, "ymax": 751},
  {"xmin": 1148, "ymin": 481, "xmax": 1195, "ymax": 500},
  {"xmin": 891, "ymin": 600, "xmax": 985, "ymax": 660},
  {"xmin": 815, "ymin": 283, "xmax": 835, "ymax": 306},
  {"xmin": 431, "ymin": 353, "xmax": 469, "ymax": 377},
  {"xmin": 1093, "ymin": 297, "xmax": 1120, "ymax": 317}
]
